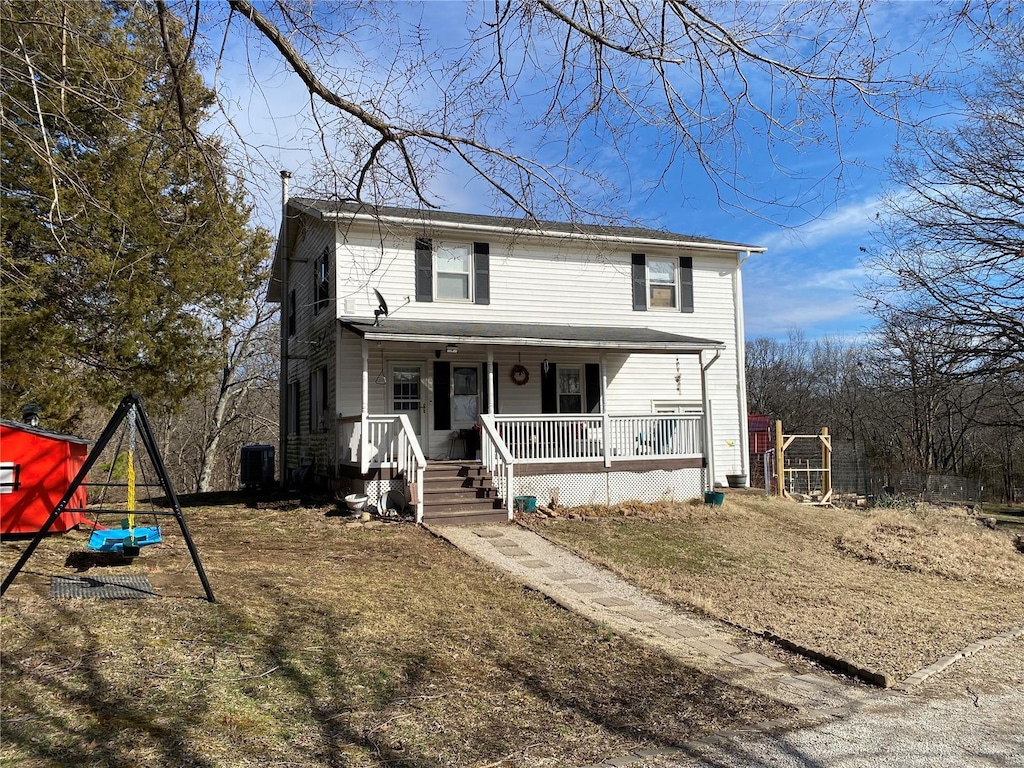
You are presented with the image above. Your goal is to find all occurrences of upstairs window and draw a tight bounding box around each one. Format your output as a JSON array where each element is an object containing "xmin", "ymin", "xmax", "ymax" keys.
[
  {"xmin": 632, "ymin": 254, "xmax": 694, "ymax": 313},
  {"xmin": 415, "ymin": 238, "xmax": 490, "ymax": 304},
  {"xmin": 287, "ymin": 289, "xmax": 296, "ymax": 337},
  {"xmin": 436, "ymin": 243, "xmax": 472, "ymax": 301},
  {"xmin": 648, "ymin": 257, "xmax": 677, "ymax": 309},
  {"xmin": 313, "ymin": 248, "xmax": 329, "ymax": 314}
]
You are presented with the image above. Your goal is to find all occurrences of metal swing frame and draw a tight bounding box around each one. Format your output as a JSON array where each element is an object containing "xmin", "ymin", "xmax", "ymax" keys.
[{"xmin": 1, "ymin": 392, "xmax": 215, "ymax": 602}]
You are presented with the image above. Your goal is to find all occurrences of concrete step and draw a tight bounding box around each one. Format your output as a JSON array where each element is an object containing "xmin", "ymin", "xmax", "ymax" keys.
[{"xmin": 423, "ymin": 508, "xmax": 510, "ymax": 526}]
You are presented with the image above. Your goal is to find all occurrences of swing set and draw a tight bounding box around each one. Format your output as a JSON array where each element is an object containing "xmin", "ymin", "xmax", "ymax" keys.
[{"xmin": 1, "ymin": 393, "xmax": 215, "ymax": 602}]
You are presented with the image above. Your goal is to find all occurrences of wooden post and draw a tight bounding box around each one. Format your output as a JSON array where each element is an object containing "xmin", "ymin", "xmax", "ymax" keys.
[
  {"xmin": 774, "ymin": 419, "xmax": 785, "ymax": 497},
  {"xmin": 820, "ymin": 426, "xmax": 833, "ymax": 503}
]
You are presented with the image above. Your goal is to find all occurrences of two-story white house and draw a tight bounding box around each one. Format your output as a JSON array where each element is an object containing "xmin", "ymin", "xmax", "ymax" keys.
[{"xmin": 267, "ymin": 197, "xmax": 763, "ymax": 524}]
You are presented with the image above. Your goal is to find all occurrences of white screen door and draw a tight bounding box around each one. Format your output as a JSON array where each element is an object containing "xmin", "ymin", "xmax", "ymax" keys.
[{"xmin": 391, "ymin": 364, "xmax": 424, "ymax": 441}]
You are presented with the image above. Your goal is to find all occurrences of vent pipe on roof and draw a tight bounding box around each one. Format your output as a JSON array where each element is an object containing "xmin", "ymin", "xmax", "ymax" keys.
[
  {"xmin": 280, "ymin": 169, "xmax": 291, "ymax": 211},
  {"xmin": 21, "ymin": 403, "xmax": 40, "ymax": 427}
]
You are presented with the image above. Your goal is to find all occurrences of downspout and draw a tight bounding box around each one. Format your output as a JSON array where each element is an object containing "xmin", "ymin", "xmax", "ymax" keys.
[
  {"xmin": 734, "ymin": 249, "xmax": 752, "ymax": 485},
  {"xmin": 278, "ymin": 170, "xmax": 291, "ymax": 485},
  {"xmin": 486, "ymin": 348, "xmax": 495, "ymax": 416},
  {"xmin": 701, "ymin": 349, "xmax": 722, "ymax": 490}
]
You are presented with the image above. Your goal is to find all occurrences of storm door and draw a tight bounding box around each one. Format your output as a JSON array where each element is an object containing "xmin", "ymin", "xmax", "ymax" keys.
[{"xmin": 390, "ymin": 363, "xmax": 424, "ymax": 442}]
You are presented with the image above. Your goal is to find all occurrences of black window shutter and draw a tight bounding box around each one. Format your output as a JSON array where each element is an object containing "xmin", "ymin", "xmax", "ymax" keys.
[
  {"xmin": 321, "ymin": 366, "xmax": 329, "ymax": 416},
  {"xmin": 433, "ymin": 361, "xmax": 451, "ymax": 430},
  {"xmin": 415, "ymin": 238, "xmax": 433, "ymax": 302},
  {"xmin": 481, "ymin": 362, "xmax": 499, "ymax": 413},
  {"xmin": 585, "ymin": 363, "xmax": 601, "ymax": 413},
  {"xmin": 541, "ymin": 362, "xmax": 558, "ymax": 414},
  {"xmin": 474, "ymin": 242, "xmax": 490, "ymax": 305},
  {"xmin": 679, "ymin": 256, "xmax": 694, "ymax": 313},
  {"xmin": 307, "ymin": 373, "xmax": 314, "ymax": 431},
  {"xmin": 631, "ymin": 254, "xmax": 647, "ymax": 311}
]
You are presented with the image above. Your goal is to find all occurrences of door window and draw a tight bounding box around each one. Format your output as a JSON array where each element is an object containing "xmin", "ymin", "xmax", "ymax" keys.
[
  {"xmin": 453, "ymin": 366, "xmax": 479, "ymax": 424},
  {"xmin": 392, "ymin": 365, "xmax": 422, "ymax": 434},
  {"xmin": 558, "ymin": 367, "xmax": 582, "ymax": 413}
]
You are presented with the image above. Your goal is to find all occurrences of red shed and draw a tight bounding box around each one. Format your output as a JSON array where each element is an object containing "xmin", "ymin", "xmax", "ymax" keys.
[{"xmin": 1, "ymin": 420, "xmax": 90, "ymax": 534}]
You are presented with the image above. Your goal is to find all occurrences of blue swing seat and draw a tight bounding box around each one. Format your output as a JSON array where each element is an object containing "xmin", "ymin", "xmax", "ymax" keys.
[{"xmin": 87, "ymin": 526, "xmax": 162, "ymax": 553}]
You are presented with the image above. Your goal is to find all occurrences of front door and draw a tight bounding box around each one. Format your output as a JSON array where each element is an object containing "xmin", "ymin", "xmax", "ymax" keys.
[
  {"xmin": 390, "ymin": 363, "xmax": 424, "ymax": 444},
  {"xmin": 452, "ymin": 365, "xmax": 480, "ymax": 427}
]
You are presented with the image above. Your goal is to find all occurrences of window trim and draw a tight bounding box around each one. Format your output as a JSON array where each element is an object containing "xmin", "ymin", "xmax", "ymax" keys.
[
  {"xmin": 632, "ymin": 253, "xmax": 694, "ymax": 313},
  {"xmin": 313, "ymin": 248, "xmax": 330, "ymax": 314},
  {"xmin": 433, "ymin": 242, "xmax": 474, "ymax": 303},
  {"xmin": 417, "ymin": 239, "xmax": 490, "ymax": 304},
  {"xmin": 310, "ymin": 366, "xmax": 329, "ymax": 432},
  {"xmin": 0, "ymin": 462, "xmax": 21, "ymax": 494},
  {"xmin": 287, "ymin": 380, "xmax": 301, "ymax": 435},
  {"xmin": 647, "ymin": 256, "xmax": 679, "ymax": 311}
]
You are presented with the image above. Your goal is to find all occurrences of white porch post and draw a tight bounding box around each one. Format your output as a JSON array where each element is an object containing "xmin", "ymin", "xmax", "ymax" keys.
[
  {"xmin": 600, "ymin": 353, "xmax": 611, "ymax": 468},
  {"xmin": 360, "ymin": 337, "xmax": 370, "ymax": 475},
  {"xmin": 486, "ymin": 348, "xmax": 495, "ymax": 415},
  {"xmin": 700, "ymin": 350, "xmax": 721, "ymax": 490}
]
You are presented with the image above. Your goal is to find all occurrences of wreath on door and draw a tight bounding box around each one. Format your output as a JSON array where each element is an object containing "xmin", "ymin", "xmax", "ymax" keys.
[{"xmin": 510, "ymin": 364, "xmax": 530, "ymax": 386}]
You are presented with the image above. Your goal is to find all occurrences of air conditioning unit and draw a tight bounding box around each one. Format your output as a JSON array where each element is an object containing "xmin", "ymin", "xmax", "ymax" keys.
[{"xmin": 240, "ymin": 445, "xmax": 275, "ymax": 489}]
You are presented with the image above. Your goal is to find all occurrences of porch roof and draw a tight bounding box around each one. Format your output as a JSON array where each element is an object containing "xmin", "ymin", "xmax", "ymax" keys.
[{"xmin": 340, "ymin": 318, "xmax": 724, "ymax": 353}]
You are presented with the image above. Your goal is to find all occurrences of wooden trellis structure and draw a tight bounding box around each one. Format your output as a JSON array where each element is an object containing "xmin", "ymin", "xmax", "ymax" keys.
[{"xmin": 773, "ymin": 421, "xmax": 832, "ymax": 506}]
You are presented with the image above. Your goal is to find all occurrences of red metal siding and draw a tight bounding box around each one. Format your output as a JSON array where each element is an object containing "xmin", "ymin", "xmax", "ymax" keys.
[{"xmin": 0, "ymin": 424, "xmax": 89, "ymax": 534}]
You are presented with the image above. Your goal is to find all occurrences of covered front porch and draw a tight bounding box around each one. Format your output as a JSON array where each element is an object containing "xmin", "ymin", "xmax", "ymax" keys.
[{"xmin": 335, "ymin": 319, "xmax": 727, "ymax": 523}]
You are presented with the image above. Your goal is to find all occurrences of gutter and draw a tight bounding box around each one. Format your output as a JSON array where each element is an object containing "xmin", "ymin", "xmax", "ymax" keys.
[{"xmin": 312, "ymin": 207, "xmax": 768, "ymax": 254}]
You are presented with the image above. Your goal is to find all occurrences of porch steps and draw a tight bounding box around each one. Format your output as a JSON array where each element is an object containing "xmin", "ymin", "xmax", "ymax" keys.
[{"xmin": 421, "ymin": 462, "xmax": 508, "ymax": 526}]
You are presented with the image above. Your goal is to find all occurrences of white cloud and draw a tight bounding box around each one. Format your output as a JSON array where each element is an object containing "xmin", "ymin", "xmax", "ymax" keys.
[{"xmin": 755, "ymin": 194, "xmax": 884, "ymax": 254}]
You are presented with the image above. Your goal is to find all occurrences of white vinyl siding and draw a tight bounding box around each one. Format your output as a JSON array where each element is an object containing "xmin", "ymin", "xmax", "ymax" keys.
[
  {"xmin": 321, "ymin": 216, "xmax": 746, "ymax": 479},
  {"xmin": 335, "ymin": 231, "xmax": 733, "ymax": 336}
]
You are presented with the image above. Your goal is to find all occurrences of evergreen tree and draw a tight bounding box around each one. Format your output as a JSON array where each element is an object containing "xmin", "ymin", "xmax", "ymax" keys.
[{"xmin": 1, "ymin": 0, "xmax": 270, "ymax": 429}]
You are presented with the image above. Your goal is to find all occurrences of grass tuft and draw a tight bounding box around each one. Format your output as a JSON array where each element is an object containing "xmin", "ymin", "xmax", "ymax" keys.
[
  {"xmin": 2, "ymin": 500, "xmax": 789, "ymax": 767},
  {"xmin": 537, "ymin": 492, "xmax": 1024, "ymax": 681}
]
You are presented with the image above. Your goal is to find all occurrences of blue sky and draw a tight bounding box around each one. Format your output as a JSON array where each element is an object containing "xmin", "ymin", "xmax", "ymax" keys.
[{"xmin": 203, "ymin": 1, "xmax": 979, "ymax": 343}]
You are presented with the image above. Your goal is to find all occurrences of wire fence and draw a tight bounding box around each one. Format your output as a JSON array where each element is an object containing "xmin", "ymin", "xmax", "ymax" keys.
[{"xmin": 750, "ymin": 438, "xmax": 983, "ymax": 506}]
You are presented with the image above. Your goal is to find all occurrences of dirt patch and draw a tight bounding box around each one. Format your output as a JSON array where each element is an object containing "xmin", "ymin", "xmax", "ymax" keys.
[
  {"xmin": 1, "ymin": 500, "xmax": 788, "ymax": 767},
  {"xmin": 530, "ymin": 493, "xmax": 1024, "ymax": 683}
]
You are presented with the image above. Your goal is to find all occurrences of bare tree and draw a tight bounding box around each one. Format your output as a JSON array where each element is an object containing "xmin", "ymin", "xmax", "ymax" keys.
[
  {"xmin": 866, "ymin": 21, "xmax": 1024, "ymax": 381},
  {"xmin": 169, "ymin": 0, "xmax": 980, "ymax": 222},
  {"xmin": 163, "ymin": 295, "xmax": 280, "ymax": 493}
]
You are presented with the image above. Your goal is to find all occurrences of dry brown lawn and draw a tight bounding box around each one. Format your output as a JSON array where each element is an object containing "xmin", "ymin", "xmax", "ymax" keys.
[
  {"xmin": 531, "ymin": 492, "xmax": 1024, "ymax": 683},
  {"xmin": 1, "ymin": 498, "xmax": 789, "ymax": 768}
]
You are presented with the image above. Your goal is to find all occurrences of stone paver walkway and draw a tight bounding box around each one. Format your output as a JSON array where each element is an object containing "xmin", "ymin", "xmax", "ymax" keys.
[
  {"xmin": 431, "ymin": 523, "xmax": 867, "ymax": 719},
  {"xmin": 430, "ymin": 523, "xmax": 1024, "ymax": 768}
]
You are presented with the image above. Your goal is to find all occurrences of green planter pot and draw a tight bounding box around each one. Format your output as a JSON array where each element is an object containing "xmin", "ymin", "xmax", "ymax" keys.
[{"xmin": 704, "ymin": 491, "xmax": 725, "ymax": 506}]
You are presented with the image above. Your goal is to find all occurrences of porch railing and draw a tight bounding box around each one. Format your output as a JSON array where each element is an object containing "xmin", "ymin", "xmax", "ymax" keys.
[
  {"xmin": 479, "ymin": 414, "xmax": 514, "ymax": 517},
  {"xmin": 338, "ymin": 414, "xmax": 426, "ymax": 521},
  {"xmin": 492, "ymin": 413, "xmax": 703, "ymax": 464}
]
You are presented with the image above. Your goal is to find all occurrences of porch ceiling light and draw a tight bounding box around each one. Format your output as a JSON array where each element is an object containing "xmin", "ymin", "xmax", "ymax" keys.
[{"xmin": 446, "ymin": 344, "xmax": 459, "ymax": 354}]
